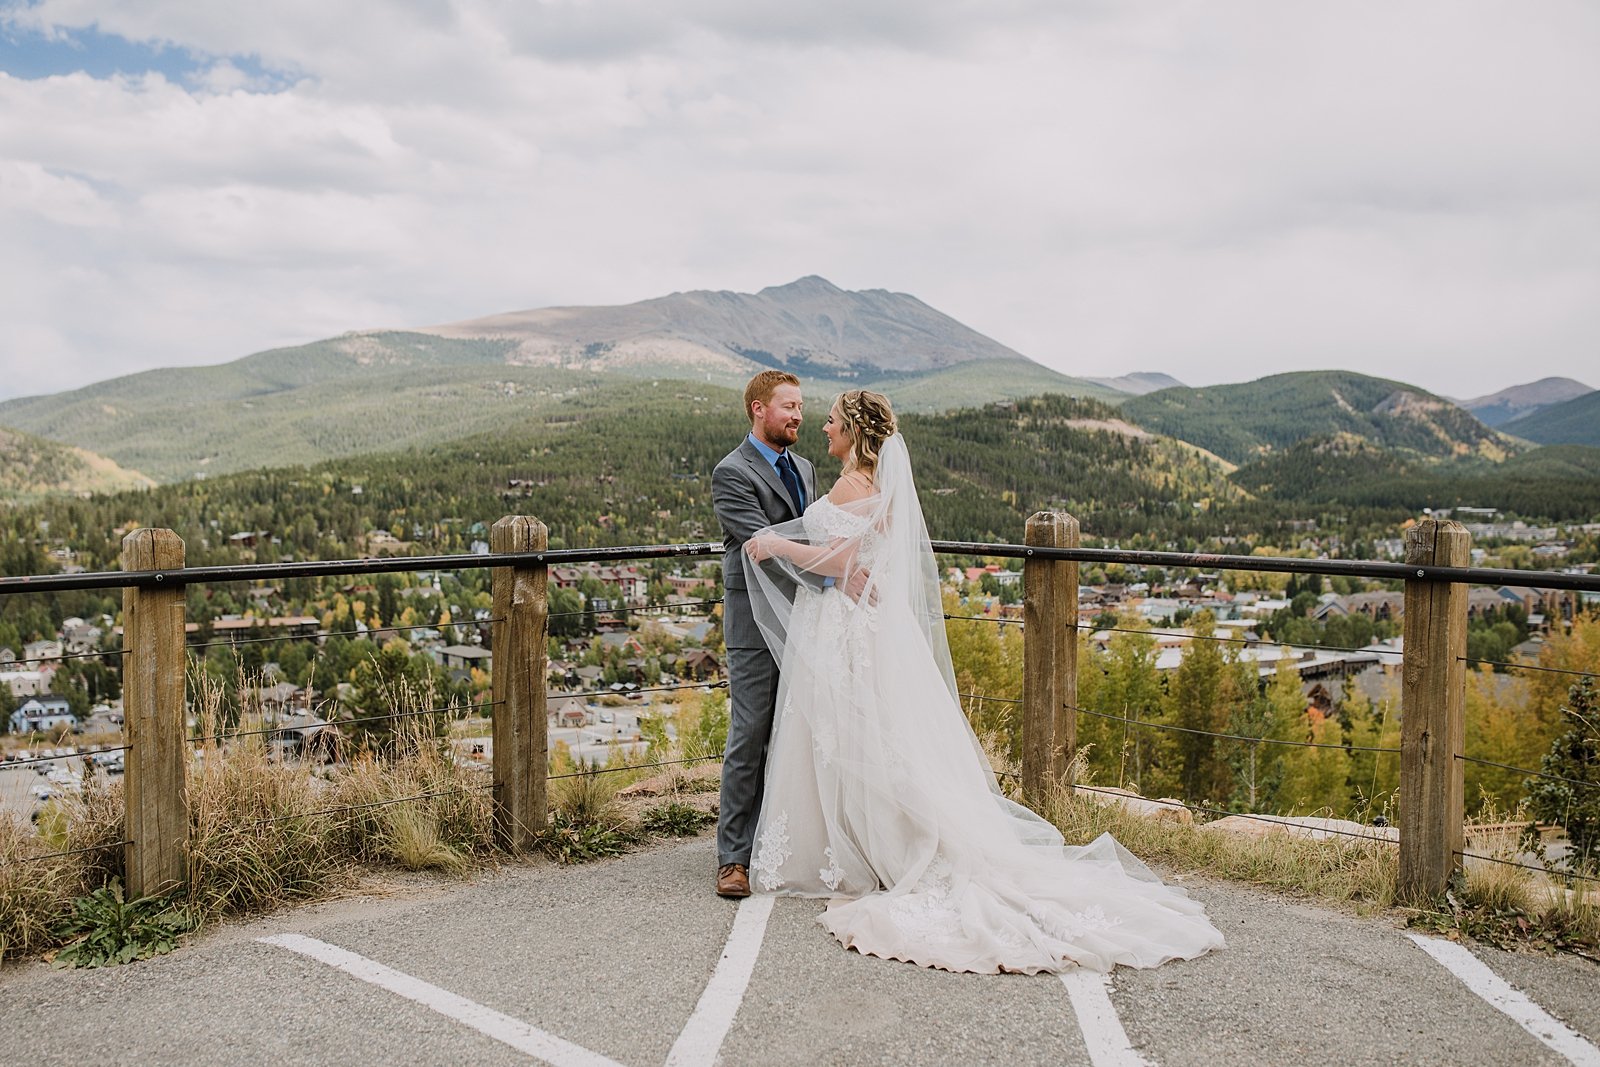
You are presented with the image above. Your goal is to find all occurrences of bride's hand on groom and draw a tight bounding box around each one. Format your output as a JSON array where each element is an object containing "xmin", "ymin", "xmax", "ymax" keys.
[{"xmin": 745, "ymin": 533, "xmax": 784, "ymax": 562}]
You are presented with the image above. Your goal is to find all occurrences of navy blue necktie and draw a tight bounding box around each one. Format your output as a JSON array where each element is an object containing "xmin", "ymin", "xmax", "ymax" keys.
[{"xmin": 775, "ymin": 453, "xmax": 805, "ymax": 515}]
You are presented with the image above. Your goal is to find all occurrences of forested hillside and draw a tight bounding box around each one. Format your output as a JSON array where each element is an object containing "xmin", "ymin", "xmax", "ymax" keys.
[
  {"xmin": 1229, "ymin": 436, "xmax": 1600, "ymax": 519},
  {"xmin": 0, "ymin": 426, "xmax": 153, "ymax": 502},
  {"xmin": 1500, "ymin": 389, "xmax": 1600, "ymax": 447},
  {"xmin": 0, "ymin": 389, "xmax": 1247, "ymax": 576},
  {"xmin": 1121, "ymin": 371, "xmax": 1511, "ymax": 464}
]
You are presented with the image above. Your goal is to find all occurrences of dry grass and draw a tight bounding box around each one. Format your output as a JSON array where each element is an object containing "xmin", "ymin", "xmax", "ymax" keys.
[
  {"xmin": 0, "ymin": 815, "xmax": 89, "ymax": 961},
  {"xmin": 1002, "ymin": 747, "xmax": 1598, "ymax": 955},
  {"xmin": 1042, "ymin": 782, "xmax": 1400, "ymax": 911},
  {"xmin": 185, "ymin": 674, "xmax": 496, "ymax": 918},
  {"xmin": 0, "ymin": 672, "xmax": 500, "ymax": 963}
]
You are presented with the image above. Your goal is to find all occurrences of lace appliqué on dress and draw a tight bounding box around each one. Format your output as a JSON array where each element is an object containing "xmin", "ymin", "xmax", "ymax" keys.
[
  {"xmin": 752, "ymin": 811, "xmax": 793, "ymax": 891},
  {"xmin": 1030, "ymin": 903, "xmax": 1121, "ymax": 942},
  {"xmin": 812, "ymin": 721, "xmax": 837, "ymax": 768},
  {"xmin": 885, "ymin": 857, "xmax": 962, "ymax": 946},
  {"xmin": 819, "ymin": 847, "xmax": 844, "ymax": 891}
]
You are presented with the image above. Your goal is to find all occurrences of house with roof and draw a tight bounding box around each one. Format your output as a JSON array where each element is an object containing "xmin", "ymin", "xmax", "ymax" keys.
[
  {"xmin": 1313, "ymin": 591, "xmax": 1405, "ymax": 623},
  {"xmin": 10, "ymin": 696, "xmax": 76, "ymax": 735},
  {"xmin": 677, "ymin": 649, "xmax": 722, "ymax": 681},
  {"xmin": 438, "ymin": 644, "xmax": 493, "ymax": 671},
  {"xmin": 548, "ymin": 696, "xmax": 589, "ymax": 727},
  {"xmin": 268, "ymin": 713, "xmax": 339, "ymax": 762},
  {"xmin": 1, "ymin": 669, "xmax": 48, "ymax": 698},
  {"xmin": 21, "ymin": 639, "xmax": 63, "ymax": 666}
]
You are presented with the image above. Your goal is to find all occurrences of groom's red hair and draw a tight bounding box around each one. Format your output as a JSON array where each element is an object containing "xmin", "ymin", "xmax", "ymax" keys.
[{"xmin": 743, "ymin": 370, "xmax": 801, "ymax": 425}]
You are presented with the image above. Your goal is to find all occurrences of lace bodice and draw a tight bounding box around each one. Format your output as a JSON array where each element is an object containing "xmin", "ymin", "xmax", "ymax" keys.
[{"xmin": 802, "ymin": 496, "xmax": 884, "ymax": 571}]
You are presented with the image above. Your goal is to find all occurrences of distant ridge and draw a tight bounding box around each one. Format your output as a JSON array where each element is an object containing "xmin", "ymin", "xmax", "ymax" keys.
[
  {"xmin": 0, "ymin": 278, "xmax": 1117, "ymax": 482},
  {"xmin": 1459, "ymin": 377, "xmax": 1594, "ymax": 428},
  {"xmin": 1500, "ymin": 389, "xmax": 1600, "ymax": 447},
  {"xmin": 1084, "ymin": 372, "xmax": 1185, "ymax": 396},
  {"xmin": 1120, "ymin": 370, "xmax": 1513, "ymax": 465},
  {"xmin": 420, "ymin": 275, "xmax": 1047, "ymax": 379}
]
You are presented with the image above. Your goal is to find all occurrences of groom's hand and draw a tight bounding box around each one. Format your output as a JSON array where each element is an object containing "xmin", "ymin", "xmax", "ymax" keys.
[{"xmin": 843, "ymin": 567, "xmax": 876, "ymax": 605}]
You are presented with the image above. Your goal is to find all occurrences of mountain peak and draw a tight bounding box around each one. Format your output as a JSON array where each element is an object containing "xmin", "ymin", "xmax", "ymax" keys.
[
  {"xmin": 420, "ymin": 277, "xmax": 1032, "ymax": 376},
  {"xmin": 1459, "ymin": 376, "xmax": 1595, "ymax": 428},
  {"xmin": 758, "ymin": 275, "xmax": 843, "ymax": 297}
]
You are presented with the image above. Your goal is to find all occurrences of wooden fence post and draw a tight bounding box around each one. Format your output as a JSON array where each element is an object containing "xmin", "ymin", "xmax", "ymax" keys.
[
  {"xmin": 120, "ymin": 528, "xmax": 187, "ymax": 897},
  {"xmin": 1398, "ymin": 517, "xmax": 1470, "ymax": 900},
  {"xmin": 1023, "ymin": 511, "xmax": 1079, "ymax": 807},
  {"xmin": 490, "ymin": 516, "xmax": 549, "ymax": 851}
]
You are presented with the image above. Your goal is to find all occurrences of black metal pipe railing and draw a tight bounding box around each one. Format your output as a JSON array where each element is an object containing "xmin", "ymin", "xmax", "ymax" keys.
[
  {"xmin": 7, "ymin": 539, "xmax": 1600, "ymax": 598},
  {"xmin": 0, "ymin": 542, "xmax": 725, "ymax": 596}
]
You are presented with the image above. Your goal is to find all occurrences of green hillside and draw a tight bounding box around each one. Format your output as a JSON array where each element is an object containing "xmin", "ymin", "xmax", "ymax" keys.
[
  {"xmin": 0, "ymin": 390, "xmax": 1240, "ymax": 574},
  {"xmin": 1121, "ymin": 370, "xmax": 1513, "ymax": 465},
  {"xmin": 1500, "ymin": 390, "xmax": 1600, "ymax": 447},
  {"xmin": 0, "ymin": 426, "xmax": 153, "ymax": 503},
  {"xmin": 0, "ymin": 335, "xmax": 1118, "ymax": 483},
  {"xmin": 1229, "ymin": 435, "xmax": 1600, "ymax": 519}
]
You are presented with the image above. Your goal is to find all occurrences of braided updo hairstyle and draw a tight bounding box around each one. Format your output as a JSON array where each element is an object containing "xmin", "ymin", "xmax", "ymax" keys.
[{"xmin": 836, "ymin": 389, "xmax": 898, "ymax": 474}]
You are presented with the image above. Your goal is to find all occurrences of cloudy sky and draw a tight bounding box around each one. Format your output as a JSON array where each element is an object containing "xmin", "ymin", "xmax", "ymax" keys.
[{"xmin": 2, "ymin": 1, "xmax": 1597, "ymax": 402}]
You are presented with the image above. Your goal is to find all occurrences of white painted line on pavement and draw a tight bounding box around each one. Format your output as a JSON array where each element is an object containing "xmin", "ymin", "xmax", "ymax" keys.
[
  {"xmin": 1406, "ymin": 934, "xmax": 1600, "ymax": 1067},
  {"xmin": 1060, "ymin": 969, "xmax": 1153, "ymax": 1067},
  {"xmin": 666, "ymin": 893, "xmax": 776, "ymax": 1067},
  {"xmin": 258, "ymin": 933, "xmax": 624, "ymax": 1067}
]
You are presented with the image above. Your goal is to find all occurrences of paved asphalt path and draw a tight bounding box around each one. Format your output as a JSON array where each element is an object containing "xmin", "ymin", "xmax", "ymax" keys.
[{"xmin": 2, "ymin": 834, "xmax": 1595, "ymax": 1066}]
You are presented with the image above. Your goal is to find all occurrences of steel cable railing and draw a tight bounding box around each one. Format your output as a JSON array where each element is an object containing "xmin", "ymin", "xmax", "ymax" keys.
[
  {"xmin": 1452, "ymin": 849, "xmax": 1600, "ymax": 885},
  {"xmin": 1, "ymin": 744, "xmax": 131, "ymax": 770},
  {"xmin": 943, "ymin": 612, "xmax": 1022, "ymax": 625},
  {"xmin": 3, "ymin": 839, "xmax": 133, "ymax": 866},
  {"xmin": 1071, "ymin": 704, "xmax": 1400, "ymax": 754},
  {"xmin": 1456, "ymin": 753, "xmax": 1600, "ymax": 793},
  {"xmin": 991, "ymin": 771, "xmax": 1400, "ymax": 847},
  {"xmin": 942, "ymin": 612, "xmax": 1409, "ymax": 663},
  {"xmin": 190, "ymin": 700, "xmax": 503, "ymax": 746},
  {"xmin": 545, "ymin": 752, "xmax": 723, "ymax": 782},
  {"xmin": 1458, "ymin": 656, "xmax": 1600, "ymax": 680},
  {"xmin": 247, "ymin": 785, "xmax": 495, "ymax": 827},
  {"xmin": 4, "ymin": 646, "xmax": 129, "ymax": 666},
  {"xmin": 954, "ymin": 692, "xmax": 1400, "ymax": 754},
  {"xmin": 551, "ymin": 679, "xmax": 726, "ymax": 702},
  {"xmin": 1077, "ymin": 621, "xmax": 1407, "ymax": 658},
  {"xmin": 547, "ymin": 599, "xmax": 722, "ymax": 620},
  {"xmin": 182, "ymin": 617, "xmax": 504, "ymax": 653}
]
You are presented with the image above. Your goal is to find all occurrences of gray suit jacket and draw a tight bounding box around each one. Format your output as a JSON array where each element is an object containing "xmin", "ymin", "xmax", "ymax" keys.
[{"xmin": 712, "ymin": 438, "xmax": 819, "ymax": 650}]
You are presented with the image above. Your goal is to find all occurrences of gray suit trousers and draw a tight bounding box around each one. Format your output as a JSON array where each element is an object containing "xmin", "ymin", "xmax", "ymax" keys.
[{"xmin": 717, "ymin": 643, "xmax": 779, "ymax": 868}]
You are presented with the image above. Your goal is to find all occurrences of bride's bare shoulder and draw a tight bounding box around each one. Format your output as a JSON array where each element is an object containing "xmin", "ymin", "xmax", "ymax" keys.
[{"xmin": 826, "ymin": 469, "xmax": 876, "ymax": 505}]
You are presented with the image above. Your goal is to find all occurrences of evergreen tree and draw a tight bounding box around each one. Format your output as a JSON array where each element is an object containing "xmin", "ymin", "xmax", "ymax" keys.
[{"xmin": 1525, "ymin": 679, "xmax": 1600, "ymax": 874}]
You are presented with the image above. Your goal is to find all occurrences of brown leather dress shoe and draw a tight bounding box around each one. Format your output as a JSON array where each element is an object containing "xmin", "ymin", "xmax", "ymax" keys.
[{"xmin": 717, "ymin": 863, "xmax": 751, "ymax": 898}]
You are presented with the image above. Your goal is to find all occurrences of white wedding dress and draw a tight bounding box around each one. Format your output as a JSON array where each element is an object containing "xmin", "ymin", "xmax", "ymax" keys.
[{"xmin": 744, "ymin": 436, "xmax": 1224, "ymax": 974}]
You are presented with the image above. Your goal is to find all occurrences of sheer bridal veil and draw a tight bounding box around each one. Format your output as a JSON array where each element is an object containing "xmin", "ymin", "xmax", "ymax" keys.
[{"xmin": 740, "ymin": 433, "xmax": 996, "ymax": 790}]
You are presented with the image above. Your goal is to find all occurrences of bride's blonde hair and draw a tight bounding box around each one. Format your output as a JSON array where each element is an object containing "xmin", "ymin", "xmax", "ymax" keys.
[{"xmin": 836, "ymin": 390, "xmax": 897, "ymax": 473}]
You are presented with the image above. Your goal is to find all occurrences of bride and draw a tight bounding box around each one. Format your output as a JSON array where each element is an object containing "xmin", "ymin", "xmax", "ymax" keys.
[{"xmin": 741, "ymin": 389, "xmax": 1224, "ymax": 974}]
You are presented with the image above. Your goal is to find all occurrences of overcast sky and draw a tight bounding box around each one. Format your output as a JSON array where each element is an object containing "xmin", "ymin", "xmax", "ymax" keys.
[{"xmin": 2, "ymin": 1, "xmax": 1597, "ymax": 403}]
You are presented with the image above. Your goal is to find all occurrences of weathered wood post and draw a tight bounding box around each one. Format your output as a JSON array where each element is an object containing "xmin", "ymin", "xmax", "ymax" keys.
[
  {"xmin": 1022, "ymin": 511, "xmax": 1080, "ymax": 807},
  {"xmin": 120, "ymin": 528, "xmax": 188, "ymax": 897},
  {"xmin": 490, "ymin": 516, "xmax": 549, "ymax": 851},
  {"xmin": 1398, "ymin": 517, "xmax": 1470, "ymax": 900}
]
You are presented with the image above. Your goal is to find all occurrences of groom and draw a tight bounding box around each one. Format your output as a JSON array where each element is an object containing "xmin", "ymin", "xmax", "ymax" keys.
[{"xmin": 711, "ymin": 370, "xmax": 816, "ymax": 899}]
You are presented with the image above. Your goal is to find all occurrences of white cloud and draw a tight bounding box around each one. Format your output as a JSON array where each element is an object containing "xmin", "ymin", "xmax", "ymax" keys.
[{"xmin": 0, "ymin": 0, "xmax": 1597, "ymax": 402}]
